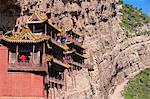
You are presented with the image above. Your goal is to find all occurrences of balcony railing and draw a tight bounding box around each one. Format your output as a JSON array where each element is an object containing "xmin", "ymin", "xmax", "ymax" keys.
[
  {"xmin": 67, "ymin": 59, "xmax": 93, "ymax": 70},
  {"xmin": 49, "ymin": 77, "xmax": 64, "ymax": 85},
  {"xmin": 67, "ymin": 37, "xmax": 83, "ymax": 48},
  {"xmin": 51, "ymin": 38, "xmax": 69, "ymax": 50},
  {"xmin": 53, "ymin": 58, "xmax": 71, "ymax": 68},
  {"xmin": 8, "ymin": 62, "xmax": 46, "ymax": 72}
]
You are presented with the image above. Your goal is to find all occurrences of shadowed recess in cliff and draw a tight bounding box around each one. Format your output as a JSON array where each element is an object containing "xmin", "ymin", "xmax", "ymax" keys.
[
  {"xmin": 0, "ymin": 0, "xmax": 21, "ymax": 32},
  {"xmin": 62, "ymin": 0, "xmax": 82, "ymax": 6}
]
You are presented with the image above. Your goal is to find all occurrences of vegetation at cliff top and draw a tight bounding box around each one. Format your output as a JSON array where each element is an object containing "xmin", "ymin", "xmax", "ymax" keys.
[
  {"xmin": 123, "ymin": 68, "xmax": 150, "ymax": 99},
  {"xmin": 119, "ymin": 0, "xmax": 150, "ymax": 37}
]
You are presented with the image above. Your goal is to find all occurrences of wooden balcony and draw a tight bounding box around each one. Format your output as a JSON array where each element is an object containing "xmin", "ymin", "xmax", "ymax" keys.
[
  {"xmin": 85, "ymin": 64, "xmax": 94, "ymax": 71},
  {"xmin": 74, "ymin": 52, "xmax": 86, "ymax": 59},
  {"xmin": 68, "ymin": 60, "xmax": 84, "ymax": 67},
  {"xmin": 48, "ymin": 19, "xmax": 64, "ymax": 33},
  {"xmin": 68, "ymin": 60, "xmax": 94, "ymax": 70},
  {"xmin": 66, "ymin": 37, "xmax": 83, "ymax": 48},
  {"xmin": 53, "ymin": 58, "xmax": 71, "ymax": 68},
  {"xmin": 50, "ymin": 38, "xmax": 69, "ymax": 50},
  {"xmin": 49, "ymin": 77, "xmax": 64, "ymax": 85},
  {"xmin": 8, "ymin": 62, "xmax": 47, "ymax": 72}
]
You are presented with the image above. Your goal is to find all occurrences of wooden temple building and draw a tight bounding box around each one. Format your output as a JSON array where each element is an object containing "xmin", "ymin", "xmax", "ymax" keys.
[{"xmin": 0, "ymin": 11, "xmax": 93, "ymax": 99}]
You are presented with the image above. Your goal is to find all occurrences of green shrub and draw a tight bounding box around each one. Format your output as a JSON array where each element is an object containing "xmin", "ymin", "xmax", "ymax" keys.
[
  {"xmin": 119, "ymin": 1, "xmax": 150, "ymax": 37},
  {"xmin": 123, "ymin": 68, "xmax": 150, "ymax": 99}
]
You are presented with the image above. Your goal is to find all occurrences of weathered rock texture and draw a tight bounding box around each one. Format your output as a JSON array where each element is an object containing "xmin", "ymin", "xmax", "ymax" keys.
[
  {"xmin": 0, "ymin": 0, "xmax": 21, "ymax": 31},
  {"xmin": 0, "ymin": 0, "xmax": 150, "ymax": 99}
]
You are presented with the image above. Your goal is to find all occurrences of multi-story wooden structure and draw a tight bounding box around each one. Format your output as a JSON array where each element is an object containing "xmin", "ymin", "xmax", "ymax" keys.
[{"xmin": 0, "ymin": 11, "xmax": 93, "ymax": 99}]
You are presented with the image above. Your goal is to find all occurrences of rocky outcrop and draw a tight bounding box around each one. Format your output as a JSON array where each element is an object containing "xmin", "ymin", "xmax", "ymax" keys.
[
  {"xmin": 0, "ymin": 0, "xmax": 150, "ymax": 99},
  {"xmin": 0, "ymin": 0, "xmax": 21, "ymax": 31}
]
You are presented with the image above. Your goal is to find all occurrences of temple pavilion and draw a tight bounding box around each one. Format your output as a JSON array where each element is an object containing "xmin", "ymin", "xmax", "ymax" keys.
[{"xmin": 0, "ymin": 11, "xmax": 93, "ymax": 98}]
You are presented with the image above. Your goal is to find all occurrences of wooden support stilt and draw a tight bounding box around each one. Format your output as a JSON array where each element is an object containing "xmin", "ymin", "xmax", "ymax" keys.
[
  {"xmin": 61, "ymin": 72, "xmax": 64, "ymax": 91},
  {"xmin": 75, "ymin": 66, "xmax": 77, "ymax": 75},
  {"xmin": 71, "ymin": 66, "xmax": 73, "ymax": 74},
  {"xmin": 52, "ymin": 86, "xmax": 54, "ymax": 99},
  {"xmin": 64, "ymin": 70, "xmax": 67, "ymax": 91},
  {"xmin": 54, "ymin": 68, "xmax": 56, "ymax": 99},
  {"xmin": 50, "ymin": 82, "xmax": 52, "ymax": 99},
  {"xmin": 71, "ymin": 71, "xmax": 74, "ymax": 88},
  {"xmin": 74, "ymin": 75, "xmax": 76, "ymax": 88},
  {"xmin": 54, "ymin": 84, "xmax": 56, "ymax": 99}
]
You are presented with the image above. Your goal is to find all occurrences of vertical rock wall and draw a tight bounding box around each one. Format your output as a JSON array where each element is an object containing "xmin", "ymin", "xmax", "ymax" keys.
[
  {"xmin": 0, "ymin": 0, "xmax": 21, "ymax": 31},
  {"xmin": 1, "ymin": 0, "xmax": 150, "ymax": 99}
]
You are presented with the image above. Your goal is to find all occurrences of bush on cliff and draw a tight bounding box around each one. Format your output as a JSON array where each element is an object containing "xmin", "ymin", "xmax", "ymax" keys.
[
  {"xmin": 123, "ymin": 68, "xmax": 150, "ymax": 99},
  {"xmin": 119, "ymin": 0, "xmax": 150, "ymax": 37}
]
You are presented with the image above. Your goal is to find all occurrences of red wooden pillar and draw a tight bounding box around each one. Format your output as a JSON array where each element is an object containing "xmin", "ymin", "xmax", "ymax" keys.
[
  {"xmin": 16, "ymin": 45, "xmax": 18, "ymax": 63},
  {"xmin": 43, "ymin": 43, "xmax": 46, "ymax": 64},
  {"xmin": 32, "ymin": 44, "xmax": 35, "ymax": 64}
]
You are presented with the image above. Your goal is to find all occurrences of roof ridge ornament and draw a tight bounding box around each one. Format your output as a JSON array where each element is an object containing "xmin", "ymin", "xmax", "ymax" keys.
[{"xmin": 28, "ymin": 10, "xmax": 48, "ymax": 23}]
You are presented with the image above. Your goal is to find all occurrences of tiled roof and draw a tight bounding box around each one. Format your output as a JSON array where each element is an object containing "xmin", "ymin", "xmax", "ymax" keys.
[
  {"xmin": 2, "ymin": 26, "xmax": 50, "ymax": 43},
  {"xmin": 27, "ymin": 11, "xmax": 48, "ymax": 23}
]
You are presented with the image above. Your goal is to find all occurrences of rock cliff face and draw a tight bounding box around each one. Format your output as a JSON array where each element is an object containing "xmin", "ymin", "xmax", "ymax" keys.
[
  {"xmin": 0, "ymin": 0, "xmax": 150, "ymax": 99},
  {"xmin": 0, "ymin": 0, "xmax": 21, "ymax": 31}
]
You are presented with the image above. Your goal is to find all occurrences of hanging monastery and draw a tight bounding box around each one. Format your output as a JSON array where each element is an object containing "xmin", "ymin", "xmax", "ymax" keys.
[{"xmin": 0, "ymin": 11, "xmax": 93, "ymax": 99}]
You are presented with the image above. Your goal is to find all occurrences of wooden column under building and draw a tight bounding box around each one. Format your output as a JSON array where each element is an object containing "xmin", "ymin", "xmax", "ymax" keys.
[
  {"xmin": 64, "ymin": 69, "xmax": 68, "ymax": 91},
  {"xmin": 49, "ymin": 82, "xmax": 52, "ymax": 99}
]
